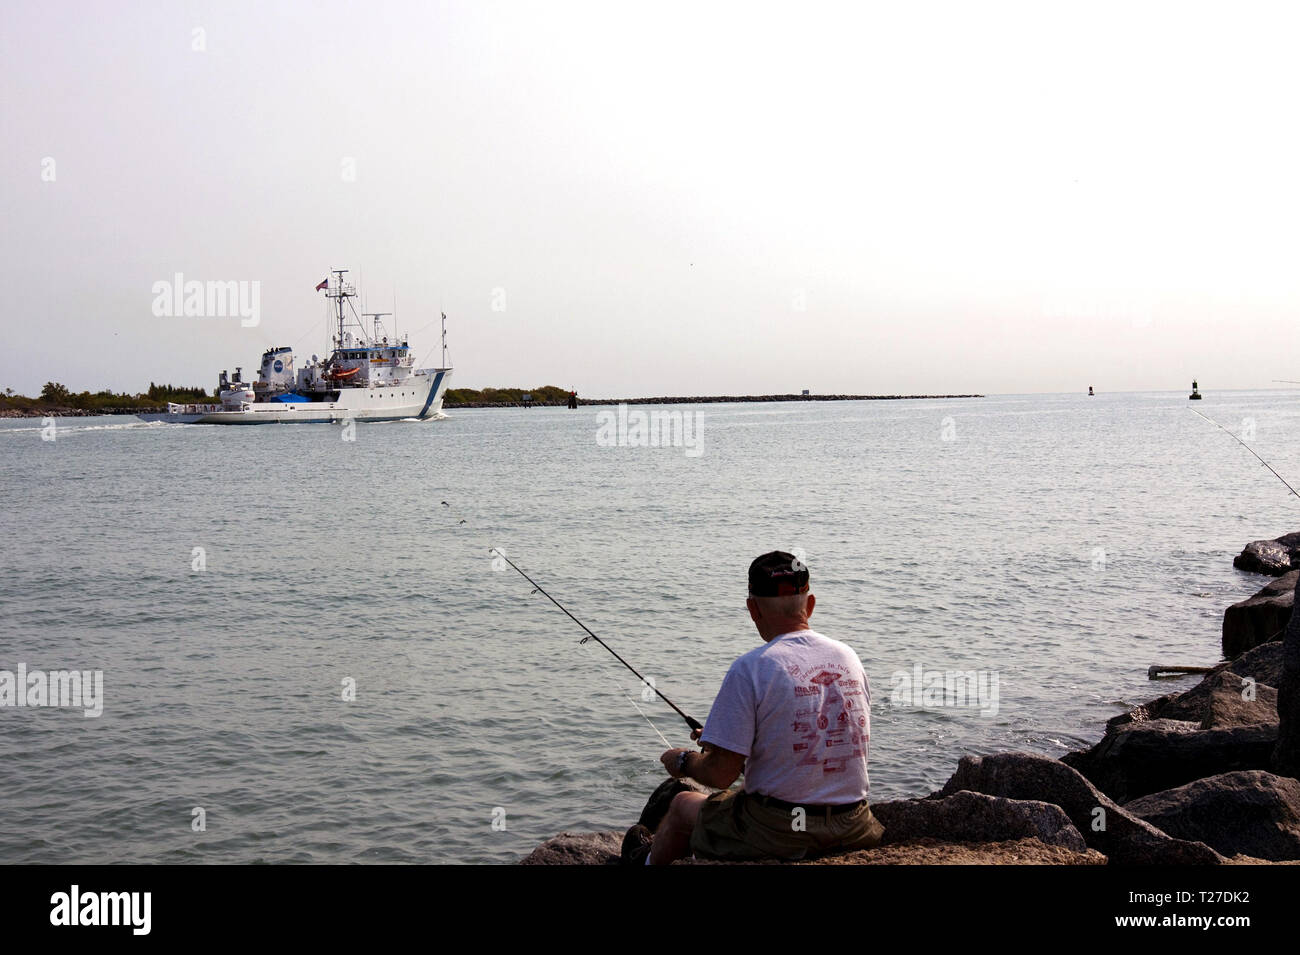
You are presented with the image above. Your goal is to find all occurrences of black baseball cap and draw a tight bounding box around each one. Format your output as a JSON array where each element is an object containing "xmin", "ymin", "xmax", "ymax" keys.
[{"xmin": 748, "ymin": 551, "xmax": 810, "ymax": 597}]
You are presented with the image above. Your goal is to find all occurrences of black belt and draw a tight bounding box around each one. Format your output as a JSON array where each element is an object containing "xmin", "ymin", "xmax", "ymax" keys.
[{"xmin": 748, "ymin": 792, "xmax": 867, "ymax": 816}]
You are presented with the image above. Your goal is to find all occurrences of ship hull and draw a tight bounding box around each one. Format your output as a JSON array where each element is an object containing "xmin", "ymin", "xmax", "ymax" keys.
[{"xmin": 138, "ymin": 369, "xmax": 450, "ymax": 425}]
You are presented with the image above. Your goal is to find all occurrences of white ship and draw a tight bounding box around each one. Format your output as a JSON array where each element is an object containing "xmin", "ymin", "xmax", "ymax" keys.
[{"xmin": 139, "ymin": 269, "xmax": 452, "ymax": 424}]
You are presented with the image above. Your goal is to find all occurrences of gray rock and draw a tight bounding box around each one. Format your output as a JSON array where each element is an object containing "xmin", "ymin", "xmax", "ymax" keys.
[
  {"xmin": 1105, "ymin": 643, "xmax": 1285, "ymax": 733},
  {"xmin": 1158, "ymin": 680, "xmax": 1225, "ymax": 723},
  {"xmin": 1200, "ymin": 671, "xmax": 1279, "ymax": 729},
  {"xmin": 1062, "ymin": 719, "xmax": 1199, "ymax": 792},
  {"xmin": 1125, "ymin": 771, "xmax": 1300, "ymax": 861},
  {"xmin": 1223, "ymin": 570, "xmax": 1296, "ymax": 658},
  {"xmin": 1234, "ymin": 534, "xmax": 1300, "ymax": 576},
  {"xmin": 1228, "ymin": 640, "xmax": 1285, "ymax": 688},
  {"xmin": 1274, "ymin": 572, "xmax": 1300, "ymax": 777},
  {"xmin": 872, "ymin": 790, "xmax": 1087, "ymax": 851},
  {"xmin": 1105, "ymin": 693, "xmax": 1178, "ymax": 732},
  {"xmin": 937, "ymin": 752, "xmax": 1223, "ymax": 864},
  {"xmin": 1062, "ymin": 719, "xmax": 1277, "ymax": 802},
  {"xmin": 519, "ymin": 830, "xmax": 622, "ymax": 865}
]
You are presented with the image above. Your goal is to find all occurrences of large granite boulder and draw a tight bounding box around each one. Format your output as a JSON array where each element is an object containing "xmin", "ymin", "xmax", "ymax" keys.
[
  {"xmin": 937, "ymin": 752, "xmax": 1223, "ymax": 864},
  {"xmin": 1235, "ymin": 533, "xmax": 1300, "ymax": 576},
  {"xmin": 1274, "ymin": 572, "xmax": 1300, "ymax": 778},
  {"xmin": 1125, "ymin": 771, "xmax": 1300, "ymax": 861},
  {"xmin": 1153, "ymin": 681, "xmax": 1223, "ymax": 723},
  {"xmin": 1200, "ymin": 671, "xmax": 1279, "ymax": 729},
  {"xmin": 1103, "ymin": 642, "xmax": 1284, "ymax": 732},
  {"xmin": 1223, "ymin": 570, "xmax": 1297, "ymax": 658},
  {"xmin": 1062, "ymin": 719, "xmax": 1277, "ymax": 802},
  {"xmin": 519, "ymin": 831, "xmax": 622, "ymax": 865},
  {"xmin": 872, "ymin": 790, "xmax": 1086, "ymax": 851},
  {"xmin": 1229, "ymin": 639, "xmax": 1286, "ymax": 688}
]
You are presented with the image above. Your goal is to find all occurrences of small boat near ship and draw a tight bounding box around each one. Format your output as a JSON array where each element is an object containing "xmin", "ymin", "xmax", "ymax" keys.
[{"xmin": 138, "ymin": 270, "xmax": 452, "ymax": 424}]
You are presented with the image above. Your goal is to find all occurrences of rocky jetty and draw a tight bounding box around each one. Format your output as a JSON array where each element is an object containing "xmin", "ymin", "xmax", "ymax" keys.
[
  {"xmin": 520, "ymin": 831, "xmax": 623, "ymax": 866},
  {"xmin": 872, "ymin": 789, "xmax": 1087, "ymax": 852},
  {"xmin": 450, "ymin": 393, "xmax": 985, "ymax": 409},
  {"xmin": 938, "ymin": 752, "xmax": 1224, "ymax": 864},
  {"xmin": 1234, "ymin": 533, "xmax": 1300, "ymax": 576},
  {"xmin": 575, "ymin": 393, "xmax": 984, "ymax": 406},
  {"xmin": 1273, "ymin": 564, "xmax": 1300, "ymax": 777},
  {"xmin": 519, "ymin": 830, "xmax": 1107, "ymax": 865},
  {"xmin": 1223, "ymin": 570, "xmax": 1296, "ymax": 657},
  {"xmin": 1062, "ymin": 720, "xmax": 1278, "ymax": 803},
  {"xmin": 523, "ymin": 534, "xmax": 1300, "ymax": 864},
  {"xmin": 1123, "ymin": 771, "xmax": 1300, "ymax": 861}
]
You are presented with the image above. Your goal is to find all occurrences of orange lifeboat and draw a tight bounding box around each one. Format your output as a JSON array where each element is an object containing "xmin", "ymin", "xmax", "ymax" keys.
[{"xmin": 327, "ymin": 366, "xmax": 361, "ymax": 380}]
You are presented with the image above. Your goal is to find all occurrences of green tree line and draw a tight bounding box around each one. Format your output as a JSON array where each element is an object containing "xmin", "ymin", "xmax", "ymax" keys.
[{"xmin": 0, "ymin": 381, "xmax": 216, "ymax": 412}]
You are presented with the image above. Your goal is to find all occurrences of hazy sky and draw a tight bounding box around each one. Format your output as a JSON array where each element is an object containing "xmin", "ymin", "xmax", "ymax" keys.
[{"xmin": 3, "ymin": 1, "xmax": 1298, "ymax": 397}]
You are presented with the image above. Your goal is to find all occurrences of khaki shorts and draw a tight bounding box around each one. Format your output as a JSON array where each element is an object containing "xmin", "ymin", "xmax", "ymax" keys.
[{"xmin": 689, "ymin": 789, "xmax": 885, "ymax": 862}]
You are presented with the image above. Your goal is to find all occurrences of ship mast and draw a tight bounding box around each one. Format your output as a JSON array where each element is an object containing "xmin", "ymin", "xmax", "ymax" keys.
[{"xmin": 327, "ymin": 268, "xmax": 355, "ymax": 347}]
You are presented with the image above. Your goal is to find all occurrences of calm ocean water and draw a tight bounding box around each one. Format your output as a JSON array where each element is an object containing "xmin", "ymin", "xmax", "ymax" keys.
[{"xmin": 1, "ymin": 391, "xmax": 1298, "ymax": 864}]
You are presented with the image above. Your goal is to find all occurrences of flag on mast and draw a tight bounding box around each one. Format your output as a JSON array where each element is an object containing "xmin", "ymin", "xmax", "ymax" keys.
[{"xmin": 315, "ymin": 279, "xmax": 328, "ymax": 291}]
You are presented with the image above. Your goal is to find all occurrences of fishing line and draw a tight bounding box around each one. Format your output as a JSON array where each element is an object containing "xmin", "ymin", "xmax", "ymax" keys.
[
  {"xmin": 1191, "ymin": 408, "xmax": 1300, "ymax": 499},
  {"xmin": 438, "ymin": 502, "xmax": 700, "ymax": 744},
  {"xmin": 585, "ymin": 649, "xmax": 675, "ymax": 749}
]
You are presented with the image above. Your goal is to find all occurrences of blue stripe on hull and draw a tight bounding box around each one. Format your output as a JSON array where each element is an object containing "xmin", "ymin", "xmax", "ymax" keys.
[{"xmin": 418, "ymin": 371, "xmax": 447, "ymax": 419}]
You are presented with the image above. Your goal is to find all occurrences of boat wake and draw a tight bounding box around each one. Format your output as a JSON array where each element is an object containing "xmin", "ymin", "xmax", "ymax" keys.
[{"xmin": 0, "ymin": 419, "xmax": 175, "ymax": 437}]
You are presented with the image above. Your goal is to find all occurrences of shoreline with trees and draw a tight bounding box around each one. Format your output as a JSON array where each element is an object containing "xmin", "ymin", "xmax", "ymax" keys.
[{"xmin": 0, "ymin": 382, "xmax": 215, "ymax": 417}]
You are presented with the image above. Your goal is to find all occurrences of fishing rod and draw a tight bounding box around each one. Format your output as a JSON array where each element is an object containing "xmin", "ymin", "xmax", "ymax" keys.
[
  {"xmin": 1191, "ymin": 408, "xmax": 1300, "ymax": 499},
  {"xmin": 488, "ymin": 547, "xmax": 703, "ymax": 733}
]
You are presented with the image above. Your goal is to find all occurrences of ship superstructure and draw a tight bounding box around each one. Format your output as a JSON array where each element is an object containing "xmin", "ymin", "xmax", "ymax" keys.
[{"xmin": 140, "ymin": 269, "xmax": 452, "ymax": 424}]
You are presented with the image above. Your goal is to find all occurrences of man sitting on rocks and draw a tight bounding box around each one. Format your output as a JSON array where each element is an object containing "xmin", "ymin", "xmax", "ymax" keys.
[{"xmin": 641, "ymin": 551, "xmax": 884, "ymax": 864}]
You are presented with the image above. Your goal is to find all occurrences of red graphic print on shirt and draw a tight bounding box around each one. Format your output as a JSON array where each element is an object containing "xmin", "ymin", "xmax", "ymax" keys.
[{"xmin": 788, "ymin": 663, "xmax": 868, "ymax": 774}]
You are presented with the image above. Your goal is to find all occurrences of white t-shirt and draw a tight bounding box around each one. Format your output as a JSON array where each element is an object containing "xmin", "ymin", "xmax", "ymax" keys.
[{"xmin": 700, "ymin": 629, "xmax": 871, "ymax": 805}]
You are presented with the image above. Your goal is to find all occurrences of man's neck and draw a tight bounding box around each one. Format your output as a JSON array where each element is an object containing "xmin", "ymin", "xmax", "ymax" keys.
[{"xmin": 760, "ymin": 621, "xmax": 812, "ymax": 643}]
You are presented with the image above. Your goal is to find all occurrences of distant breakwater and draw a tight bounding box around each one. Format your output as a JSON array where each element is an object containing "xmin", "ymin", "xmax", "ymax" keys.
[{"xmin": 449, "ymin": 393, "xmax": 985, "ymax": 409}]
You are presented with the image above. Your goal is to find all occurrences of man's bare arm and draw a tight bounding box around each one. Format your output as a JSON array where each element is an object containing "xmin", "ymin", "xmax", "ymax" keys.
[{"xmin": 660, "ymin": 743, "xmax": 745, "ymax": 789}]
